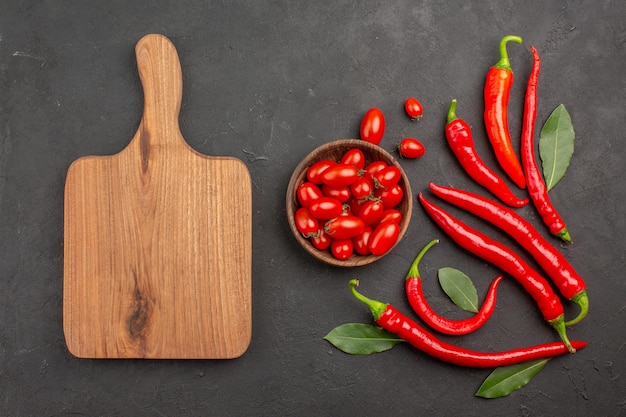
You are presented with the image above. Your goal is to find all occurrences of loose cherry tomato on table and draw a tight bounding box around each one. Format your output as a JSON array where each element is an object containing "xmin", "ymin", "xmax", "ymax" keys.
[
  {"xmin": 296, "ymin": 182, "xmax": 324, "ymax": 207},
  {"xmin": 309, "ymin": 197, "xmax": 344, "ymax": 220},
  {"xmin": 340, "ymin": 148, "xmax": 366, "ymax": 170},
  {"xmin": 404, "ymin": 97, "xmax": 423, "ymax": 120},
  {"xmin": 320, "ymin": 163, "xmax": 360, "ymax": 187},
  {"xmin": 294, "ymin": 207, "xmax": 319, "ymax": 238},
  {"xmin": 331, "ymin": 238, "xmax": 354, "ymax": 260},
  {"xmin": 307, "ymin": 159, "xmax": 336, "ymax": 184},
  {"xmin": 399, "ymin": 137, "xmax": 425, "ymax": 159},
  {"xmin": 325, "ymin": 215, "xmax": 365, "ymax": 239},
  {"xmin": 369, "ymin": 220, "xmax": 401, "ymax": 256},
  {"xmin": 360, "ymin": 108, "xmax": 385, "ymax": 145}
]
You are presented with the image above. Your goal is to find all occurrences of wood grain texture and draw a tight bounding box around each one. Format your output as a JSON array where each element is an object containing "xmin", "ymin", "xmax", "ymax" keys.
[{"xmin": 63, "ymin": 34, "xmax": 252, "ymax": 359}]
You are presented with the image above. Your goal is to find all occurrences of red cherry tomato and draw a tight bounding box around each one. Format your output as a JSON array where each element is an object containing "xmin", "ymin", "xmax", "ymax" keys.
[
  {"xmin": 311, "ymin": 228, "xmax": 332, "ymax": 250},
  {"xmin": 369, "ymin": 220, "xmax": 400, "ymax": 256},
  {"xmin": 373, "ymin": 165, "xmax": 402, "ymax": 189},
  {"xmin": 358, "ymin": 199, "xmax": 384, "ymax": 225},
  {"xmin": 350, "ymin": 177, "xmax": 373, "ymax": 200},
  {"xmin": 404, "ymin": 97, "xmax": 423, "ymax": 120},
  {"xmin": 353, "ymin": 227, "xmax": 373, "ymax": 255},
  {"xmin": 331, "ymin": 238, "xmax": 353, "ymax": 260},
  {"xmin": 362, "ymin": 160, "xmax": 387, "ymax": 182},
  {"xmin": 294, "ymin": 207, "xmax": 319, "ymax": 238},
  {"xmin": 376, "ymin": 209, "xmax": 403, "ymax": 226},
  {"xmin": 307, "ymin": 160, "xmax": 336, "ymax": 184},
  {"xmin": 398, "ymin": 138, "xmax": 425, "ymax": 159},
  {"xmin": 341, "ymin": 148, "xmax": 366, "ymax": 170},
  {"xmin": 321, "ymin": 184, "xmax": 351, "ymax": 203},
  {"xmin": 325, "ymin": 215, "xmax": 365, "ymax": 239},
  {"xmin": 320, "ymin": 163, "xmax": 360, "ymax": 187},
  {"xmin": 360, "ymin": 108, "xmax": 385, "ymax": 145},
  {"xmin": 296, "ymin": 182, "xmax": 324, "ymax": 207},
  {"xmin": 309, "ymin": 197, "xmax": 343, "ymax": 220},
  {"xmin": 375, "ymin": 183, "xmax": 404, "ymax": 209}
]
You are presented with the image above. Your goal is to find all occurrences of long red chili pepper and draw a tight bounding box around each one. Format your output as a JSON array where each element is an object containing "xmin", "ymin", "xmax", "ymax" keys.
[
  {"xmin": 428, "ymin": 183, "xmax": 588, "ymax": 326},
  {"xmin": 521, "ymin": 45, "xmax": 571, "ymax": 243},
  {"xmin": 349, "ymin": 280, "xmax": 585, "ymax": 367},
  {"xmin": 484, "ymin": 35, "xmax": 526, "ymax": 189},
  {"xmin": 405, "ymin": 239, "xmax": 503, "ymax": 335},
  {"xmin": 417, "ymin": 193, "xmax": 575, "ymax": 353},
  {"xmin": 445, "ymin": 99, "xmax": 528, "ymax": 208}
]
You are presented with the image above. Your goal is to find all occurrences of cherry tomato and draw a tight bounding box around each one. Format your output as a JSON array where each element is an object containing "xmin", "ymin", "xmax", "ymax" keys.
[
  {"xmin": 331, "ymin": 238, "xmax": 353, "ymax": 261},
  {"xmin": 353, "ymin": 227, "xmax": 373, "ymax": 256},
  {"xmin": 320, "ymin": 163, "xmax": 359, "ymax": 187},
  {"xmin": 309, "ymin": 197, "xmax": 343, "ymax": 220},
  {"xmin": 375, "ymin": 209, "xmax": 403, "ymax": 226},
  {"xmin": 311, "ymin": 228, "xmax": 332, "ymax": 250},
  {"xmin": 375, "ymin": 183, "xmax": 404, "ymax": 209},
  {"xmin": 307, "ymin": 159, "xmax": 336, "ymax": 184},
  {"xmin": 347, "ymin": 196, "xmax": 364, "ymax": 216},
  {"xmin": 294, "ymin": 207, "xmax": 319, "ymax": 238},
  {"xmin": 360, "ymin": 108, "xmax": 385, "ymax": 145},
  {"xmin": 373, "ymin": 165, "xmax": 402, "ymax": 189},
  {"xmin": 404, "ymin": 97, "xmax": 423, "ymax": 120},
  {"xmin": 340, "ymin": 148, "xmax": 366, "ymax": 170},
  {"xmin": 350, "ymin": 177, "xmax": 373, "ymax": 200},
  {"xmin": 398, "ymin": 138, "xmax": 425, "ymax": 159},
  {"xmin": 358, "ymin": 199, "xmax": 384, "ymax": 225},
  {"xmin": 362, "ymin": 160, "xmax": 387, "ymax": 182},
  {"xmin": 369, "ymin": 220, "xmax": 400, "ymax": 256},
  {"xmin": 325, "ymin": 215, "xmax": 365, "ymax": 239},
  {"xmin": 296, "ymin": 182, "xmax": 324, "ymax": 207},
  {"xmin": 321, "ymin": 184, "xmax": 351, "ymax": 203}
]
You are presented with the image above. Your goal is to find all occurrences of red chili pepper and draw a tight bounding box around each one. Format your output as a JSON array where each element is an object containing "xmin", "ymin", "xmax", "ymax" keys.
[
  {"xmin": 428, "ymin": 183, "xmax": 587, "ymax": 325},
  {"xmin": 445, "ymin": 99, "xmax": 528, "ymax": 208},
  {"xmin": 418, "ymin": 193, "xmax": 575, "ymax": 353},
  {"xmin": 405, "ymin": 239, "xmax": 503, "ymax": 335},
  {"xmin": 349, "ymin": 280, "xmax": 585, "ymax": 367},
  {"xmin": 484, "ymin": 35, "xmax": 526, "ymax": 189},
  {"xmin": 521, "ymin": 46, "xmax": 571, "ymax": 243}
]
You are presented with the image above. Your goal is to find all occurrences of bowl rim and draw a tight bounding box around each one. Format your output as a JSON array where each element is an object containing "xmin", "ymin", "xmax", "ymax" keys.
[{"xmin": 286, "ymin": 139, "xmax": 413, "ymax": 267}]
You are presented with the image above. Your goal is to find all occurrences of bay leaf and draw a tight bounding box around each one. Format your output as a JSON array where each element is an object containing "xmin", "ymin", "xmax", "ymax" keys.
[
  {"xmin": 475, "ymin": 359, "xmax": 549, "ymax": 398},
  {"xmin": 539, "ymin": 104, "xmax": 575, "ymax": 190},
  {"xmin": 324, "ymin": 323, "xmax": 404, "ymax": 355},
  {"xmin": 438, "ymin": 267, "xmax": 479, "ymax": 313}
]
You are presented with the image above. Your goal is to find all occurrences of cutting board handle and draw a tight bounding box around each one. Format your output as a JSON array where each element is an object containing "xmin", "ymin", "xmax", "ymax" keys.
[{"xmin": 134, "ymin": 34, "xmax": 184, "ymax": 148}]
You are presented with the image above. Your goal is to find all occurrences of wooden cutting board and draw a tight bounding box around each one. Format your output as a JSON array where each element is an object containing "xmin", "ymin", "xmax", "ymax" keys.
[{"xmin": 63, "ymin": 34, "xmax": 252, "ymax": 359}]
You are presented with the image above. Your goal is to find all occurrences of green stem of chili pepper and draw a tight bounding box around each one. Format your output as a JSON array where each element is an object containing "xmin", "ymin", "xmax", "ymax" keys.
[
  {"xmin": 494, "ymin": 35, "xmax": 522, "ymax": 70},
  {"xmin": 349, "ymin": 279, "xmax": 585, "ymax": 367}
]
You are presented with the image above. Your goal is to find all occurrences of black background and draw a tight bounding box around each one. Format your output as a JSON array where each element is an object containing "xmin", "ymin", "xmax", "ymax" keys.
[{"xmin": 2, "ymin": 1, "xmax": 625, "ymax": 416}]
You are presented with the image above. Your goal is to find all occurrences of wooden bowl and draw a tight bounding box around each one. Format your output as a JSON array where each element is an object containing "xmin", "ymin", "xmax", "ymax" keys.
[{"xmin": 286, "ymin": 139, "xmax": 413, "ymax": 267}]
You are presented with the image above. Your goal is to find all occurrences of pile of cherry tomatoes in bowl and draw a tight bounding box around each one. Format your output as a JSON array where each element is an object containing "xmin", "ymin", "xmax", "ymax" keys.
[{"xmin": 286, "ymin": 139, "xmax": 413, "ymax": 267}]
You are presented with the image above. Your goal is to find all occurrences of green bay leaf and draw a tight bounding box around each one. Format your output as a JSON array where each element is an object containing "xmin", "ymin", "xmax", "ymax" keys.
[
  {"xmin": 438, "ymin": 267, "xmax": 479, "ymax": 313},
  {"xmin": 475, "ymin": 359, "xmax": 549, "ymax": 398},
  {"xmin": 324, "ymin": 323, "xmax": 404, "ymax": 355},
  {"xmin": 539, "ymin": 104, "xmax": 575, "ymax": 190}
]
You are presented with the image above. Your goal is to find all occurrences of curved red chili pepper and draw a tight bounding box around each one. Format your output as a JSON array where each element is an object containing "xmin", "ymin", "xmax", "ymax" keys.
[
  {"xmin": 405, "ymin": 239, "xmax": 503, "ymax": 335},
  {"xmin": 484, "ymin": 35, "xmax": 526, "ymax": 189},
  {"xmin": 521, "ymin": 46, "xmax": 571, "ymax": 243},
  {"xmin": 418, "ymin": 193, "xmax": 575, "ymax": 353},
  {"xmin": 445, "ymin": 99, "xmax": 528, "ymax": 208},
  {"xmin": 428, "ymin": 183, "xmax": 588, "ymax": 326},
  {"xmin": 349, "ymin": 280, "xmax": 585, "ymax": 367}
]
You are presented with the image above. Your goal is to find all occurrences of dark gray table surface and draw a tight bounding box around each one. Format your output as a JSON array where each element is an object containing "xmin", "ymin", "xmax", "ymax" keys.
[{"xmin": 2, "ymin": 1, "xmax": 625, "ymax": 416}]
